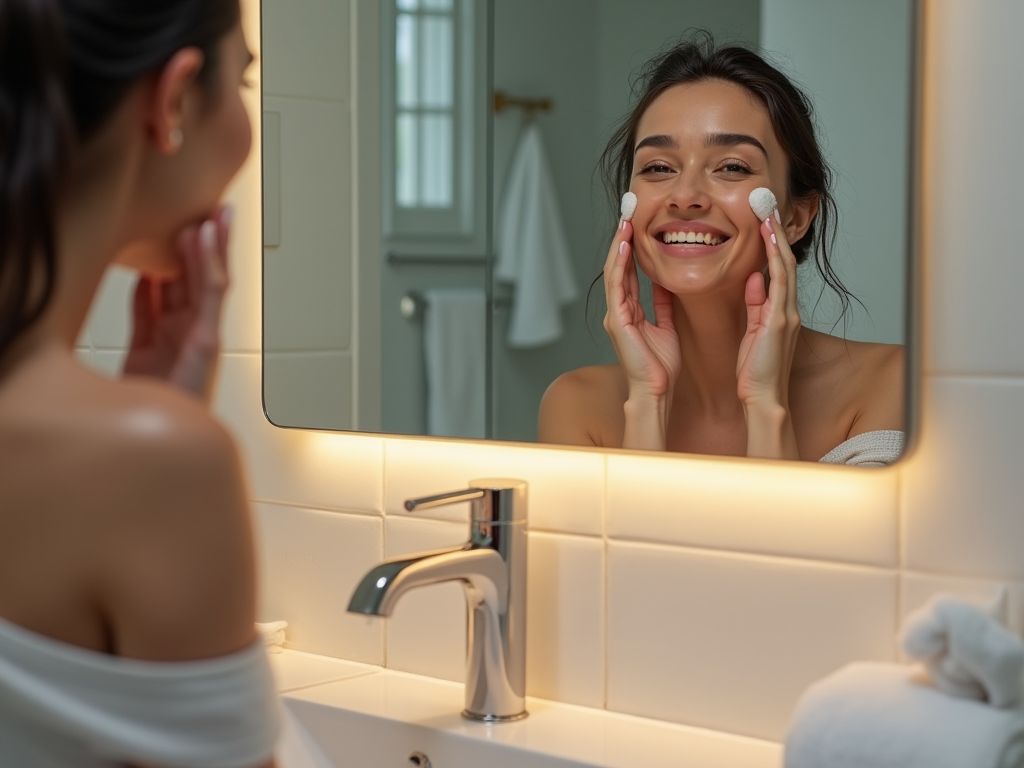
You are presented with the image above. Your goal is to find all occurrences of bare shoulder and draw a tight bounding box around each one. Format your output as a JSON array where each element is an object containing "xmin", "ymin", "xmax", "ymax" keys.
[
  {"xmin": 538, "ymin": 364, "xmax": 627, "ymax": 447},
  {"xmin": 86, "ymin": 377, "xmax": 256, "ymax": 661},
  {"xmin": 793, "ymin": 330, "xmax": 905, "ymax": 437},
  {"xmin": 0, "ymin": 357, "xmax": 255, "ymax": 661}
]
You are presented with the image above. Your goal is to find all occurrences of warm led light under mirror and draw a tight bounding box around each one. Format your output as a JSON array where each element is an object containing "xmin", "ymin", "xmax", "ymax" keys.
[{"xmin": 260, "ymin": 0, "xmax": 918, "ymax": 467}]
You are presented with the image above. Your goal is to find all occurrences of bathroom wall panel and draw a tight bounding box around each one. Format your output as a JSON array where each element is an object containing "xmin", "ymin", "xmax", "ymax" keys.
[
  {"xmin": 526, "ymin": 532, "xmax": 606, "ymax": 708},
  {"xmin": 607, "ymin": 453, "xmax": 898, "ymax": 567},
  {"xmin": 383, "ymin": 439, "xmax": 606, "ymax": 536},
  {"xmin": 606, "ymin": 542, "xmax": 898, "ymax": 741},
  {"xmin": 900, "ymin": 571, "xmax": 1023, "ymax": 642},
  {"xmin": 82, "ymin": 267, "xmax": 134, "ymax": 350},
  {"xmin": 92, "ymin": 350, "xmax": 127, "ymax": 379},
  {"xmin": 263, "ymin": 351, "xmax": 353, "ymax": 430},
  {"xmin": 254, "ymin": 501, "xmax": 384, "ymax": 663},
  {"xmin": 214, "ymin": 354, "xmax": 384, "ymax": 514},
  {"xmin": 219, "ymin": 113, "xmax": 265, "ymax": 354},
  {"xmin": 262, "ymin": 96, "xmax": 353, "ymax": 353},
  {"xmin": 922, "ymin": 0, "xmax": 1024, "ymax": 376},
  {"xmin": 261, "ymin": 0, "xmax": 350, "ymax": 102},
  {"xmin": 903, "ymin": 376, "xmax": 1024, "ymax": 580},
  {"xmin": 383, "ymin": 516, "xmax": 468, "ymax": 683}
]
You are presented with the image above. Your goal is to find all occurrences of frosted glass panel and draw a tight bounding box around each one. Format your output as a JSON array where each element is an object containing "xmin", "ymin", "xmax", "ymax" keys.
[
  {"xmin": 396, "ymin": 113, "xmax": 418, "ymax": 207},
  {"xmin": 420, "ymin": 16, "xmax": 454, "ymax": 107},
  {"xmin": 423, "ymin": 0, "xmax": 453, "ymax": 9},
  {"xmin": 395, "ymin": 14, "xmax": 417, "ymax": 108},
  {"xmin": 419, "ymin": 114, "xmax": 453, "ymax": 207},
  {"xmin": 396, "ymin": 0, "xmax": 419, "ymax": 10}
]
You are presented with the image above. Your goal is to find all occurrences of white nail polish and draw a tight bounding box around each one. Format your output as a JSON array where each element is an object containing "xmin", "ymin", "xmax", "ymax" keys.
[
  {"xmin": 774, "ymin": 209, "xmax": 782, "ymax": 224},
  {"xmin": 200, "ymin": 220, "xmax": 218, "ymax": 250},
  {"xmin": 619, "ymin": 241, "xmax": 628, "ymax": 255},
  {"xmin": 771, "ymin": 233, "xmax": 777, "ymax": 244}
]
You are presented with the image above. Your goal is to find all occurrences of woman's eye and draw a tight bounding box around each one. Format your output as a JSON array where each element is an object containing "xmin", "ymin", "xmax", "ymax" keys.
[
  {"xmin": 719, "ymin": 161, "xmax": 752, "ymax": 175},
  {"xmin": 639, "ymin": 161, "xmax": 674, "ymax": 176}
]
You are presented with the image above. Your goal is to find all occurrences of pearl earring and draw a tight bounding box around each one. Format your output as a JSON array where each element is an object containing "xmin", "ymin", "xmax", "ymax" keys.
[{"xmin": 169, "ymin": 128, "xmax": 184, "ymax": 149}]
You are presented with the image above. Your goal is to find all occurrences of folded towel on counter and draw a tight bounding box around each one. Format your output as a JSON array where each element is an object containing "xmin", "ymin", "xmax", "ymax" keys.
[
  {"xmin": 783, "ymin": 661, "xmax": 1024, "ymax": 768},
  {"xmin": 496, "ymin": 122, "xmax": 578, "ymax": 348},
  {"xmin": 901, "ymin": 591, "xmax": 1024, "ymax": 708},
  {"xmin": 256, "ymin": 621, "xmax": 288, "ymax": 654},
  {"xmin": 423, "ymin": 288, "xmax": 487, "ymax": 438}
]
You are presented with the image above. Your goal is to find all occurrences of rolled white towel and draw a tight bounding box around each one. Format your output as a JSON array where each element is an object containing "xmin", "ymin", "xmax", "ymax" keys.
[
  {"xmin": 901, "ymin": 593, "xmax": 1024, "ymax": 708},
  {"xmin": 256, "ymin": 621, "xmax": 288, "ymax": 654},
  {"xmin": 783, "ymin": 661, "xmax": 1024, "ymax": 768}
]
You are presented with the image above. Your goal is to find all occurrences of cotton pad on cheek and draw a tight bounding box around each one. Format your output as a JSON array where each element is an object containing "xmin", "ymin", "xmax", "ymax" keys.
[
  {"xmin": 748, "ymin": 187, "xmax": 778, "ymax": 221},
  {"xmin": 620, "ymin": 191, "xmax": 637, "ymax": 221}
]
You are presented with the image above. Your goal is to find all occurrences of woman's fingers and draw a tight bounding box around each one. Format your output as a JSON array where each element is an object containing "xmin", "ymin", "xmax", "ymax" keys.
[
  {"xmin": 762, "ymin": 215, "xmax": 800, "ymax": 320},
  {"xmin": 651, "ymin": 282, "xmax": 675, "ymax": 330}
]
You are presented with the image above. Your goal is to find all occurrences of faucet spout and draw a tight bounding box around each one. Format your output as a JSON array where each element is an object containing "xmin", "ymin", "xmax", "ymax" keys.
[
  {"xmin": 346, "ymin": 479, "xmax": 528, "ymax": 722},
  {"xmin": 346, "ymin": 545, "xmax": 507, "ymax": 617}
]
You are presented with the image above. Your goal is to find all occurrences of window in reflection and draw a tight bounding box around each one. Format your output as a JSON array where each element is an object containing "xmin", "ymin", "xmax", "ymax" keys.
[{"xmin": 394, "ymin": 0, "xmax": 455, "ymax": 208}]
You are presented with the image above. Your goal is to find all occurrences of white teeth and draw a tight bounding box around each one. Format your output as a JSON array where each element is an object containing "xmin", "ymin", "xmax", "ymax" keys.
[{"xmin": 661, "ymin": 231, "xmax": 724, "ymax": 245}]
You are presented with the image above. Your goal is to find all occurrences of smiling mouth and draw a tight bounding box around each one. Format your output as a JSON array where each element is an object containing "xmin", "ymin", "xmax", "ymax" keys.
[{"xmin": 659, "ymin": 231, "xmax": 728, "ymax": 246}]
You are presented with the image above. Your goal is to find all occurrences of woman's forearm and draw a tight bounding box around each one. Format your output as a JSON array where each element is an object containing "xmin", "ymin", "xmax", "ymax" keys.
[
  {"xmin": 622, "ymin": 394, "xmax": 672, "ymax": 451},
  {"xmin": 744, "ymin": 400, "xmax": 800, "ymax": 460}
]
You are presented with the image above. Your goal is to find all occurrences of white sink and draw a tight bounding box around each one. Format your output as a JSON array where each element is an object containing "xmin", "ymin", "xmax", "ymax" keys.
[{"xmin": 271, "ymin": 651, "xmax": 782, "ymax": 768}]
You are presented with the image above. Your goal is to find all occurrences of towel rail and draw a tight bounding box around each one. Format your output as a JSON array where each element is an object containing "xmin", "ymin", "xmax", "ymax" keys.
[
  {"xmin": 493, "ymin": 90, "xmax": 552, "ymax": 118},
  {"xmin": 400, "ymin": 292, "xmax": 509, "ymax": 320},
  {"xmin": 387, "ymin": 252, "xmax": 488, "ymax": 267}
]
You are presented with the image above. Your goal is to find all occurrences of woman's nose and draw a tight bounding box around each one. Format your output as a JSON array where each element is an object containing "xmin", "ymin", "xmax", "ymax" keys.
[{"xmin": 665, "ymin": 168, "xmax": 711, "ymax": 211}]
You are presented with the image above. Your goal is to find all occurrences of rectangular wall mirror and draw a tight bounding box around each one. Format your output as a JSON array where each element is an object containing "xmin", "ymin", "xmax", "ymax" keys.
[{"xmin": 262, "ymin": 0, "xmax": 915, "ymax": 465}]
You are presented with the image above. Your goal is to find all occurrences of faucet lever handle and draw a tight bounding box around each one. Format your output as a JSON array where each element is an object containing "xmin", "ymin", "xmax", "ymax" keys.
[{"xmin": 404, "ymin": 488, "xmax": 486, "ymax": 512}]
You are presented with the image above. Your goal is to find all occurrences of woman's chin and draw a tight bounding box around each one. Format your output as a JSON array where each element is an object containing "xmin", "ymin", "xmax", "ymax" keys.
[{"xmin": 113, "ymin": 240, "xmax": 182, "ymax": 280}]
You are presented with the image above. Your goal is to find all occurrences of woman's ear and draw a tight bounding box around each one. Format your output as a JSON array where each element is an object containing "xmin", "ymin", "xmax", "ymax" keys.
[
  {"xmin": 145, "ymin": 47, "xmax": 205, "ymax": 155},
  {"xmin": 783, "ymin": 195, "xmax": 819, "ymax": 246}
]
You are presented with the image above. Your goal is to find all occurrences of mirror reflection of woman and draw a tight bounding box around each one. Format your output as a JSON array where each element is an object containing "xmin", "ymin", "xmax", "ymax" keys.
[
  {"xmin": 539, "ymin": 36, "xmax": 904, "ymax": 465},
  {"xmin": 0, "ymin": 1, "xmax": 279, "ymax": 765}
]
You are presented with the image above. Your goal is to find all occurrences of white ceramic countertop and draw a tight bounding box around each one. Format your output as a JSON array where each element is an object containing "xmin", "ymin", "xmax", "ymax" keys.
[{"xmin": 270, "ymin": 650, "xmax": 783, "ymax": 768}]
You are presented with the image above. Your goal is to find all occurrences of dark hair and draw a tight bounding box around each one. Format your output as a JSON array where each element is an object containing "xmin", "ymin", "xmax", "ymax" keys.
[
  {"xmin": 597, "ymin": 32, "xmax": 857, "ymax": 322},
  {"xmin": 0, "ymin": 0, "xmax": 240, "ymax": 360}
]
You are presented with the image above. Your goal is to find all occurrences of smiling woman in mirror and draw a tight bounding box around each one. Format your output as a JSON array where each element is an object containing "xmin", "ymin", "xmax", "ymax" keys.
[{"xmin": 539, "ymin": 36, "xmax": 904, "ymax": 466}]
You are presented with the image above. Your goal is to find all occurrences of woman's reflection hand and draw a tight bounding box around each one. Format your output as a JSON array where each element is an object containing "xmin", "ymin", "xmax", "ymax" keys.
[
  {"xmin": 122, "ymin": 206, "xmax": 232, "ymax": 403},
  {"xmin": 736, "ymin": 215, "xmax": 801, "ymax": 458},
  {"xmin": 603, "ymin": 219, "xmax": 681, "ymax": 449}
]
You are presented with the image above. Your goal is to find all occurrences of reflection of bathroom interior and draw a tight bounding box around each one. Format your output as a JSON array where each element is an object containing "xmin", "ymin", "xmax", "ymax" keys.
[{"xmin": 79, "ymin": 0, "xmax": 1024, "ymax": 765}]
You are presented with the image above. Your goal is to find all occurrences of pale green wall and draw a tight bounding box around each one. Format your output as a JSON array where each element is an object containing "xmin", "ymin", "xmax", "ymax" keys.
[{"xmin": 761, "ymin": 0, "xmax": 912, "ymax": 343}]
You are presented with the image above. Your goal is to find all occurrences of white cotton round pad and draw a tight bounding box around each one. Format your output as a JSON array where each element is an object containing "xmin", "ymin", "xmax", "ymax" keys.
[
  {"xmin": 748, "ymin": 187, "xmax": 778, "ymax": 221},
  {"xmin": 620, "ymin": 191, "xmax": 638, "ymax": 221}
]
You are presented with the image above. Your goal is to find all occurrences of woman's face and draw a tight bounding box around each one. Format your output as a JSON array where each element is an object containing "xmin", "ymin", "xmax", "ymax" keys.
[
  {"xmin": 628, "ymin": 79, "xmax": 796, "ymax": 297},
  {"xmin": 117, "ymin": 23, "xmax": 255, "ymax": 276}
]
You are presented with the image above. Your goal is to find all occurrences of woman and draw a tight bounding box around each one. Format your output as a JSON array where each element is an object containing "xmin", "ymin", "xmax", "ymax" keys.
[
  {"xmin": 0, "ymin": 1, "xmax": 278, "ymax": 766},
  {"xmin": 539, "ymin": 37, "xmax": 904, "ymax": 465}
]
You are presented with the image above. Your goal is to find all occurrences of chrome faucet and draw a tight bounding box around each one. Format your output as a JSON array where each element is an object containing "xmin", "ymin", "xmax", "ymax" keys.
[{"xmin": 347, "ymin": 478, "xmax": 528, "ymax": 722}]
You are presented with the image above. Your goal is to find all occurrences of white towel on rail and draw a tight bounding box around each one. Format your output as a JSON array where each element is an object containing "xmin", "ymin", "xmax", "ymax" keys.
[
  {"xmin": 423, "ymin": 288, "xmax": 486, "ymax": 438},
  {"xmin": 496, "ymin": 122, "xmax": 578, "ymax": 348}
]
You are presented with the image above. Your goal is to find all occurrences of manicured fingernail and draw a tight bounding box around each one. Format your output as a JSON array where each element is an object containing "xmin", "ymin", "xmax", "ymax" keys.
[
  {"xmin": 200, "ymin": 220, "xmax": 218, "ymax": 250},
  {"xmin": 619, "ymin": 241, "xmax": 628, "ymax": 255},
  {"xmin": 619, "ymin": 219, "xmax": 627, "ymax": 232},
  {"xmin": 771, "ymin": 233, "xmax": 777, "ymax": 244},
  {"xmin": 774, "ymin": 209, "xmax": 782, "ymax": 224}
]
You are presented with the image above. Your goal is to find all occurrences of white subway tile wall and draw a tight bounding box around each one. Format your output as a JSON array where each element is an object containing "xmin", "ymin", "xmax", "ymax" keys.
[{"xmin": 74, "ymin": 0, "xmax": 1024, "ymax": 744}]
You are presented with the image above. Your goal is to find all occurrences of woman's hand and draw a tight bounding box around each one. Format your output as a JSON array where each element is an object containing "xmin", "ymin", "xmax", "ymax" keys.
[
  {"xmin": 122, "ymin": 206, "xmax": 232, "ymax": 403},
  {"xmin": 603, "ymin": 219, "xmax": 681, "ymax": 449},
  {"xmin": 736, "ymin": 215, "xmax": 801, "ymax": 459}
]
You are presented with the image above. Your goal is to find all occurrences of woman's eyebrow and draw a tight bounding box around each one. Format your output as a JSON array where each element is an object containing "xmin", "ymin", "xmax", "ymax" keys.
[
  {"xmin": 634, "ymin": 134, "xmax": 677, "ymax": 154},
  {"xmin": 704, "ymin": 132, "xmax": 767, "ymax": 156}
]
